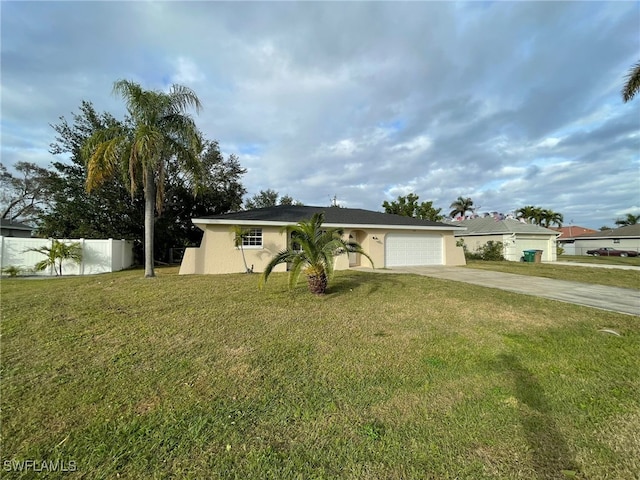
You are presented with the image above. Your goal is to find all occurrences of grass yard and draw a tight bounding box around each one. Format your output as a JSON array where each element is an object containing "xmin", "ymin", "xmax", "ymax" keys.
[
  {"xmin": 558, "ymin": 255, "xmax": 640, "ymax": 267},
  {"xmin": 1, "ymin": 268, "xmax": 639, "ymax": 479},
  {"xmin": 465, "ymin": 260, "xmax": 640, "ymax": 290}
]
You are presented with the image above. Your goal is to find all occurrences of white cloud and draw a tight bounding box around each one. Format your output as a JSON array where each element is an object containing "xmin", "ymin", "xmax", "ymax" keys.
[
  {"xmin": 1, "ymin": 1, "xmax": 638, "ymax": 229},
  {"xmin": 170, "ymin": 57, "xmax": 205, "ymax": 85}
]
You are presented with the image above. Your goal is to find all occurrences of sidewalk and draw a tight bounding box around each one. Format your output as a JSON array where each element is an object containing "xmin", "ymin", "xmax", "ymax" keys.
[{"xmin": 354, "ymin": 266, "xmax": 640, "ymax": 316}]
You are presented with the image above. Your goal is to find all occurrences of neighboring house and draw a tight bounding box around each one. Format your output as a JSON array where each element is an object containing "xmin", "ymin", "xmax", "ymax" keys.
[
  {"xmin": 179, "ymin": 205, "xmax": 466, "ymax": 275},
  {"xmin": 572, "ymin": 224, "xmax": 640, "ymax": 255},
  {"xmin": 0, "ymin": 219, "xmax": 34, "ymax": 238},
  {"xmin": 550, "ymin": 225, "xmax": 598, "ymax": 255},
  {"xmin": 452, "ymin": 217, "xmax": 559, "ymax": 262}
]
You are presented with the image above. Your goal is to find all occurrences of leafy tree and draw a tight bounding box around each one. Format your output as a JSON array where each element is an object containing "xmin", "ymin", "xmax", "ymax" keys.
[
  {"xmin": 279, "ymin": 194, "xmax": 304, "ymax": 206},
  {"xmin": 622, "ymin": 60, "xmax": 640, "ymax": 103},
  {"xmin": 42, "ymin": 104, "xmax": 246, "ymax": 264},
  {"xmin": 155, "ymin": 141, "xmax": 246, "ymax": 261},
  {"xmin": 382, "ymin": 193, "xmax": 443, "ymax": 221},
  {"xmin": 83, "ymin": 80, "xmax": 203, "ymax": 278},
  {"xmin": 1, "ymin": 162, "xmax": 54, "ymax": 223},
  {"xmin": 615, "ymin": 213, "xmax": 640, "ymax": 226},
  {"xmin": 39, "ymin": 101, "xmax": 145, "ymax": 247},
  {"xmin": 245, "ymin": 189, "xmax": 302, "ymax": 209},
  {"xmin": 27, "ymin": 239, "xmax": 82, "ymax": 276},
  {"xmin": 260, "ymin": 213, "xmax": 372, "ymax": 295},
  {"xmin": 449, "ymin": 196, "xmax": 474, "ymax": 218}
]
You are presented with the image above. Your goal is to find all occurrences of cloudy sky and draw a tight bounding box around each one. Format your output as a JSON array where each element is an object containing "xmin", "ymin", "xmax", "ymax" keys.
[{"xmin": 2, "ymin": 1, "xmax": 639, "ymax": 229}]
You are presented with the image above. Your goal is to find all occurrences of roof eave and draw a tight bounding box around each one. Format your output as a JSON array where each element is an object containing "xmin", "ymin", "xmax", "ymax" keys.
[{"xmin": 192, "ymin": 218, "xmax": 466, "ymax": 231}]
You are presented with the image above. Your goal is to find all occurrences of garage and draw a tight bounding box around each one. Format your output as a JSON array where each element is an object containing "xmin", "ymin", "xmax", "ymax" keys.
[{"xmin": 385, "ymin": 233, "xmax": 443, "ymax": 267}]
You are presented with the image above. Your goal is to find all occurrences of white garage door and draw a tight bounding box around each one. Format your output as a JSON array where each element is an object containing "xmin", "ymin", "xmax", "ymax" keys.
[{"xmin": 385, "ymin": 234, "xmax": 443, "ymax": 267}]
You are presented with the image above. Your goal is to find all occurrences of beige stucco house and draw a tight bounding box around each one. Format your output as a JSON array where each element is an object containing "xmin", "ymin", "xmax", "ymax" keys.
[
  {"xmin": 179, "ymin": 205, "xmax": 466, "ymax": 275},
  {"xmin": 452, "ymin": 217, "xmax": 559, "ymax": 262}
]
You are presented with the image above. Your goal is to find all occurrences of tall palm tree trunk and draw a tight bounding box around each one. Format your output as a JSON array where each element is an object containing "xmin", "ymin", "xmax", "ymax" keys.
[{"xmin": 144, "ymin": 169, "xmax": 156, "ymax": 278}]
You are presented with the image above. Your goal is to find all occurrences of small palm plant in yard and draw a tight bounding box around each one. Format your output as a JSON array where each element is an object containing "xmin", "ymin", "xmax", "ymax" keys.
[
  {"xmin": 261, "ymin": 212, "xmax": 373, "ymax": 294},
  {"xmin": 231, "ymin": 225, "xmax": 252, "ymax": 273},
  {"xmin": 1, "ymin": 265, "xmax": 26, "ymax": 277},
  {"xmin": 27, "ymin": 239, "xmax": 82, "ymax": 276}
]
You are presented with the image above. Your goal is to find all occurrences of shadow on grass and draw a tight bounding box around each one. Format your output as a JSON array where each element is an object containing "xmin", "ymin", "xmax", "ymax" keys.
[
  {"xmin": 496, "ymin": 353, "xmax": 581, "ymax": 479},
  {"xmin": 326, "ymin": 271, "xmax": 404, "ymax": 296}
]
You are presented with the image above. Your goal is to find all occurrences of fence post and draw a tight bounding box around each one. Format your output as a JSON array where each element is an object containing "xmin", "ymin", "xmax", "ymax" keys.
[{"xmin": 0, "ymin": 236, "xmax": 4, "ymax": 270}]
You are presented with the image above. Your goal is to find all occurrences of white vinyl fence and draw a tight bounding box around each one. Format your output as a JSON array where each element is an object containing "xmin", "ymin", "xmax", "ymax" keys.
[{"xmin": 0, "ymin": 237, "xmax": 134, "ymax": 276}]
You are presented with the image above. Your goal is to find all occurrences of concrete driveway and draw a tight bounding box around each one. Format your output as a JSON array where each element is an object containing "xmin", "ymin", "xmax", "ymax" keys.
[{"xmin": 361, "ymin": 266, "xmax": 640, "ymax": 316}]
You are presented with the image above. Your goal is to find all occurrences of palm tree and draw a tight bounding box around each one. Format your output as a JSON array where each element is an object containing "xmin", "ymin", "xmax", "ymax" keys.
[
  {"xmin": 231, "ymin": 225, "xmax": 252, "ymax": 273},
  {"xmin": 83, "ymin": 80, "xmax": 203, "ymax": 277},
  {"xmin": 449, "ymin": 196, "xmax": 474, "ymax": 219},
  {"xmin": 27, "ymin": 240, "xmax": 82, "ymax": 276},
  {"xmin": 260, "ymin": 213, "xmax": 373, "ymax": 295},
  {"xmin": 615, "ymin": 213, "xmax": 640, "ymax": 226},
  {"xmin": 515, "ymin": 205, "xmax": 538, "ymax": 223},
  {"xmin": 540, "ymin": 209, "xmax": 564, "ymax": 228},
  {"xmin": 622, "ymin": 61, "xmax": 640, "ymax": 103}
]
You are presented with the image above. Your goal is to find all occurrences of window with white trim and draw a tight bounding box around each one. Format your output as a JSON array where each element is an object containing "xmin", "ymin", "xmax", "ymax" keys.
[{"xmin": 243, "ymin": 228, "xmax": 262, "ymax": 247}]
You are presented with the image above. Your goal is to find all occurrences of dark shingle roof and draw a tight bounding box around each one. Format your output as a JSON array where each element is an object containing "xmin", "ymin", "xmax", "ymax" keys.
[{"xmin": 195, "ymin": 205, "xmax": 460, "ymax": 229}]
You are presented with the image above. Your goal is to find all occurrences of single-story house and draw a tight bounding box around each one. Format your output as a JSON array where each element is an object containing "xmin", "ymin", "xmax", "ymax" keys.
[
  {"xmin": 550, "ymin": 225, "xmax": 598, "ymax": 255},
  {"xmin": 0, "ymin": 219, "xmax": 34, "ymax": 238},
  {"xmin": 179, "ymin": 205, "xmax": 467, "ymax": 275},
  {"xmin": 451, "ymin": 217, "xmax": 559, "ymax": 262},
  {"xmin": 571, "ymin": 224, "xmax": 640, "ymax": 255}
]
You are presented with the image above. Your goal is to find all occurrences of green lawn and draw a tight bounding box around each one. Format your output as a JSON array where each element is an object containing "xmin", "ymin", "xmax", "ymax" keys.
[
  {"xmin": 2, "ymin": 268, "xmax": 639, "ymax": 479},
  {"xmin": 465, "ymin": 260, "xmax": 640, "ymax": 290},
  {"xmin": 558, "ymin": 255, "xmax": 640, "ymax": 266}
]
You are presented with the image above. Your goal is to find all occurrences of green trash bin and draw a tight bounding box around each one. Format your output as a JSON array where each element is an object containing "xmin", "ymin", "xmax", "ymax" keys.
[{"xmin": 522, "ymin": 250, "xmax": 536, "ymax": 262}]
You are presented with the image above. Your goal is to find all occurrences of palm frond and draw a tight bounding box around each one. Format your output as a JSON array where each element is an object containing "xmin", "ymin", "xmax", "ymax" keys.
[
  {"xmin": 260, "ymin": 249, "xmax": 295, "ymax": 288},
  {"xmin": 622, "ymin": 61, "xmax": 640, "ymax": 103}
]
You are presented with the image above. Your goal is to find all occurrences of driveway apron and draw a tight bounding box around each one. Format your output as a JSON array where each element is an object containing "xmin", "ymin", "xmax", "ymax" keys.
[{"xmin": 386, "ymin": 266, "xmax": 640, "ymax": 316}]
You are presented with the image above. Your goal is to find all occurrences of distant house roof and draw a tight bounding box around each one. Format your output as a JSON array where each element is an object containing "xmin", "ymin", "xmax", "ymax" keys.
[
  {"xmin": 573, "ymin": 224, "xmax": 640, "ymax": 239},
  {"xmin": 0, "ymin": 219, "xmax": 34, "ymax": 232},
  {"xmin": 193, "ymin": 205, "xmax": 464, "ymax": 231},
  {"xmin": 550, "ymin": 226, "xmax": 598, "ymax": 239},
  {"xmin": 451, "ymin": 217, "xmax": 558, "ymax": 236}
]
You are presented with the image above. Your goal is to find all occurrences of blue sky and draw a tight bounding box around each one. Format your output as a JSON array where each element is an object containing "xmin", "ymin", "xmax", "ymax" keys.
[{"xmin": 1, "ymin": 1, "xmax": 638, "ymax": 229}]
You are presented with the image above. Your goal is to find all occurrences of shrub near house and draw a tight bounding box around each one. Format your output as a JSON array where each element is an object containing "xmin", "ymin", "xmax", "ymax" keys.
[{"xmin": 460, "ymin": 240, "xmax": 505, "ymax": 261}]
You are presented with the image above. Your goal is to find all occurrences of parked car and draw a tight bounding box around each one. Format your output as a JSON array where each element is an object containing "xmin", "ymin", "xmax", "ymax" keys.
[{"xmin": 586, "ymin": 247, "xmax": 639, "ymax": 257}]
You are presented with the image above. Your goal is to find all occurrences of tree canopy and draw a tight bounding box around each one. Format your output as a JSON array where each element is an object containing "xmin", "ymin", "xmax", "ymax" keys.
[
  {"xmin": 615, "ymin": 213, "xmax": 639, "ymax": 226},
  {"xmin": 1, "ymin": 162, "xmax": 54, "ymax": 223},
  {"xmin": 40, "ymin": 100, "xmax": 245, "ymax": 264},
  {"xmin": 244, "ymin": 189, "xmax": 303, "ymax": 209},
  {"xmin": 449, "ymin": 196, "xmax": 475, "ymax": 218},
  {"xmin": 83, "ymin": 80, "xmax": 204, "ymax": 277},
  {"xmin": 515, "ymin": 206, "xmax": 563, "ymax": 227},
  {"xmin": 382, "ymin": 194, "xmax": 443, "ymax": 221}
]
